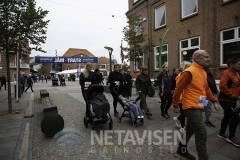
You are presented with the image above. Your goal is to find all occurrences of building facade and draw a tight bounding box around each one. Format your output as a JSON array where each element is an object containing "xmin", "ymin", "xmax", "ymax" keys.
[
  {"xmin": 0, "ymin": 51, "xmax": 31, "ymax": 82},
  {"xmin": 127, "ymin": 0, "xmax": 240, "ymax": 78}
]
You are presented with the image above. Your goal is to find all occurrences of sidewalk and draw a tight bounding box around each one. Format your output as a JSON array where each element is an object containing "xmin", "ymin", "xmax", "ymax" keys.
[{"xmin": 0, "ymin": 81, "xmax": 239, "ymax": 160}]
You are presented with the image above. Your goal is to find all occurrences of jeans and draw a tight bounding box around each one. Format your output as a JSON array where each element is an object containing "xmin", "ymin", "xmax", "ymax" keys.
[{"xmin": 160, "ymin": 93, "xmax": 172, "ymax": 114}]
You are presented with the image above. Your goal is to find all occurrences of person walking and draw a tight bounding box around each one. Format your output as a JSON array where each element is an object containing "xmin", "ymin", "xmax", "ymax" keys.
[
  {"xmin": 158, "ymin": 64, "xmax": 172, "ymax": 119},
  {"xmin": 125, "ymin": 69, "xmax": 133, "ymax": 97},
  {"xmin": 108, "ymin": 64, "xmax": 122, "ymax": 116},
  {"xmin": 172, "ymin": 50, "xmax": 220, "ymax": 160},
  {"xmin": 217, "ymin": 57, "xmax": 240, "ymax": 147},
  {"xmin": 173, "ymin": 63, "xmax": 191, "ymax": 133},
  {"xmin": 170, "ymin": 68, "xmax": 180, "ymax": 94},
  {"xmin": 135, "ymin": 66, "xmax": 152, "ymax": 118},
  {"xmin": 0, "ymin": 74, "xmax": 7, "ymax": 90},
  {"xmin": 25, "ymin": 74, "xmax": 34, "ymax": 92},
  {"xmin": 45, "ymin": 75, "xmax": 47, "ymax": 83},
  {"xmin": 204, "ymin": 65, "xmax": 219, "ymax": 127},
  {"xmin": 79, "ymin": 63, "xmax": 96, "ymax": 103},
  {"xmin": 20, "ymin": 74, "xmax": 25, "ymax": 93},
  {"xmin": 94, "ymin": 68, "xmax": 103, "ymax": 84}
]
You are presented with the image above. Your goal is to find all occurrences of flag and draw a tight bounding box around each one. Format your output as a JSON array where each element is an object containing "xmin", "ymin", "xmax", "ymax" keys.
[{"xmin": 120, "ymin": 40, "xmax": 124, "ymax": 63}]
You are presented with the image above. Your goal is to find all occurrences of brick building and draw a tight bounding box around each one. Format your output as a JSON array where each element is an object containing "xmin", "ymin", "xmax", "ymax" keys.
[
  {"xmin": 127, "ymin": 0, "xmax": 240, "ymax": 78},
  {"xmin": 0, "ymin": 50, "xmax": 31, "ymax": 82}
]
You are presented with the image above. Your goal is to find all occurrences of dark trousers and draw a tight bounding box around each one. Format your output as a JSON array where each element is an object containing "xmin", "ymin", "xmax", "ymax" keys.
[
  {"xmin": 183, "ymin": 109, "xmax": 208, "ymax": 160},
  {"xmin": 0, "ymin": 83, "xmax": 6, "ymax": 90},
  {"xmin": 21, "ymin": 82, "xmax": 25, "ymax": 92},
  {"xmin": 178, "ymin": 103, "xmax": 186, "ymax": 128},
  {"xmin": 81, "ymin": 89, "xmax": 90, "ymax": 117},
  {"xmin": 139, "ymin": 93, "xmax": 148, "ymax": 112},
  {"xmin": 110, "ymin": 88, "xmax": 118, "ymax": 112},
  {"xmin": 25, "ymin": 84, "xmax": 33, "ymax": 92},
  {"xmin": 160, "ymin": 93, "xmax": 172, "ymax": 114},
  {"xmin": 219, "ymin": 101, "xmax": 239, "ymax": 138}
]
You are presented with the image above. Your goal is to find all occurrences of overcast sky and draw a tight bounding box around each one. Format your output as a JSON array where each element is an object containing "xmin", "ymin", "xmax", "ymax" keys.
[{"xmin": 32, "ymin": 0, "xmax": 128, "ymax": 63}]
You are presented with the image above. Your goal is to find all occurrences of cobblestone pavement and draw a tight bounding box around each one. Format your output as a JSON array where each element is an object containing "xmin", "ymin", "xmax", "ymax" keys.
[{"xmin": 15, "ymin": 81, "xmax": 240, "ymax": 160}]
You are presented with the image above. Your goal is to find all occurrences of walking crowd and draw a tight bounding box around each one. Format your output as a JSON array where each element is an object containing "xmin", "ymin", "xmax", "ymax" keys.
[{"xmin": 79, "ymin": 50, "xmax": 240, "ymax": 160}]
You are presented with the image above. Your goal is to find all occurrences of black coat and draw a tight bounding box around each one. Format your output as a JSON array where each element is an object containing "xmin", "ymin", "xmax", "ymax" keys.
[
  {"xmin": 108, "ymin": 71, "xmax": 122, "ymax": 89},
  {"xmin": 80, "ymin": 71, "xmax": 96, "ymax": 89}
]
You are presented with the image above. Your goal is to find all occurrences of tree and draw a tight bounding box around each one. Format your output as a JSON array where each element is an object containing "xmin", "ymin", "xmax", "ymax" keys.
[
  {"xmin": 121, "ymin": 62, "xmax": 129, "ymax": 72},
  {"xmin": 37, "ymin": 64, "xmax": 46, "ymax": 75},
  {"xmin": 121, "ymin": 14, "xmax": 154, "ymax": 69},
  {"xmin": 0, "ymin": 0, "xmax": 49, "ymax": 113}
]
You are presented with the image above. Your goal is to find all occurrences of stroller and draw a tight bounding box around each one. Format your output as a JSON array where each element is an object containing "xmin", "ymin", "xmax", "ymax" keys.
[
  {"xmin": 83, "ymin": 84, "xmax": 113, "ymax": 130},
  {"xmin": 116, "ymin": 86, "xmax": 144, "ymax": 127}
]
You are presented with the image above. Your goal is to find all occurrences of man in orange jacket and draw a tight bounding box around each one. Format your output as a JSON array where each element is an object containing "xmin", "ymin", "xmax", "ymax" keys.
[{"xmin": 172, "ymin": 50, "xmax": 220, "ymax": 160}]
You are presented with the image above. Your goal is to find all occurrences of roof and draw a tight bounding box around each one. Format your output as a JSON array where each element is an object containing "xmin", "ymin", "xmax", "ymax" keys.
[
  {"xmin": 99, "ymin": 56, "xmax": 109, "ymax": 64},
  {"xmin": 62, "ymin": 48, "xmax": 94, "ymax": 57}
]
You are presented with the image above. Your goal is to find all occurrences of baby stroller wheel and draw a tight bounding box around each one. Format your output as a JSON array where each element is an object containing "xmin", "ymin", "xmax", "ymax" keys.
[
  {"xmin": 133, "ymin": 121, "xmax": 137, "ymax": 127},
  {"xmin": 83, "ymin": 117, "xmax": 88, "ymax": 128},
  {"xmin": 140, "ymin": 119, "xmax": 144, "ymax": 125},
  {"xmin": 109, "ymin": 122, "xmax": 113, "ymax": 130}
]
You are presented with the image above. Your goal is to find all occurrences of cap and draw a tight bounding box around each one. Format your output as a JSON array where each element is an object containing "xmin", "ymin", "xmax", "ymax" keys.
[{"xmin": 127, "ymin": 69, "xmax": 131, "ymax": 72}]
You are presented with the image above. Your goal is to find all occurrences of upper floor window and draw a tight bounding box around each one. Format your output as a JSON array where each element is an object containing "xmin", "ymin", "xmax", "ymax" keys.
[
  {"xmin": 180, "ymin": 36, "xmax": 200, "ymax": 63},
  {"xmin": 154, "ymin": 44, "xmax": 168, "ymax": 70},
  {"xmin": 133, "ymin": 0, "xmax": 139, "ymax": 3},
  {"xmin": 220, "ymin": 26, "xmax": 240, "ymax": 65},
  {"xmin": 134, "ymin": 16, "xmax": 142, "ymax": 36},
  {"xmin": 181, "ymin": 0, "xmax": 198, "ymax": 19},
  {"xmin": 155, "ymin": 4, "xmax": 166, "ymax": 29}
]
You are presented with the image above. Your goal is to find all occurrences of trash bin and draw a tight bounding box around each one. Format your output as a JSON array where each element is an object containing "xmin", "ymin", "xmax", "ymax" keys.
[{"xmin": 14, "ymin": 84, "xmax": 22, "ymax": 98}]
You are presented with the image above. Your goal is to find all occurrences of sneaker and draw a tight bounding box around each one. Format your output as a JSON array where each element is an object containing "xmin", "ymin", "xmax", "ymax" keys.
[
  {"xmin": 146, "ymin": 112, "xmax": 152, "ymax": 118},
  {"xmin": 226, "ymin": 137, "xmax": 240, "ymax": 147},
  {"xmin": 137, "ymin": 116, "xmax": 141, "ymax": 119},
  {"xmin": 217, "ymin": 132, "xmax": 229, "ymax": 139},
  {"xmin": 179, "ymin": 127, "xmax": 185, "ymax": 133},
  {"xmin": 114, "ymin": 111, "xmax": 119, "ymax": 117},
  {"xmin": 177, "ymin": 145, "xmax": 195, "ymax": 160},
  {"xmin": 173, "ymin": 117, "xmax": 181, "ymax": 128},
  {"xmin": 141, "ymin": 116, "xmax": 144, "ymax": 118},
  {"xmin": 165, "ymin": 112, "xmax": 170, "ymax": 118},
  {"xmin": 205, "ymin": 121, "xmax": 216, "ymax": 128},
  {"xmin": 161, "ymin": 114, "xmax": 168, "ymax": 119}
]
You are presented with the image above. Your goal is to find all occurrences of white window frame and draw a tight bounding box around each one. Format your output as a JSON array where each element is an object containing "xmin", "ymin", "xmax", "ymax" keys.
[
  {"xmin": 134, "ymin": 56, "xmax": 144, "ymax": 72},
  {"xmin": 220, "ymin": 26, "xmax": 240, "ymax": 66},
  {"xmin": 154, "ymin": 44, "xmax": 168, "ymax": 70},
  {"xmin": 133, "ymin": 0, "xmax": 139, "ymax": 3},
  {"xmin": 134, "ymin": 16, "xmax": 142, "ymax": 36},
  {"xmin": 179, "ymin": 36, "xmax": 200, "ymax": 64},
  {"xmin": 155, "ymin": 4, "xmax": 166, "ymax": 29},
  {"xmin": 181, "ymin": 0, "xmax": 198, "ymax": 19}
]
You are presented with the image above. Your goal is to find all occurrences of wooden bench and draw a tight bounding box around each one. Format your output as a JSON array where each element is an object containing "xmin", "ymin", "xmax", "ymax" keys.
[
  {"xmin": 40, "ymin": 89, "xmax": 49, "ymax": 98},
  {"xmin": 40, "ymin": 90, "xmax": 63, "ymax": 137},
  {"xmin": 41, "ymin": 97, "xmax": 58, "ymax": 114}
]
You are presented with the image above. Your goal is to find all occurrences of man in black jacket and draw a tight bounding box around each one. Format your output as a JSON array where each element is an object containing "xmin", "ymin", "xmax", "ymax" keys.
[{"xmin": 0, "ymin": 74, "xmax": 7, "ymax": 90}]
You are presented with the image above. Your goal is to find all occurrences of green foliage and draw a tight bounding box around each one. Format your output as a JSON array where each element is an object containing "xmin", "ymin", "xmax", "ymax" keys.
[
  {"xmin": 0, "ymin": 0, "xmax": 49, "ymax": 53},
  {"xmin": 37, "ymin": 64, "xmax": 46, "ymax": 75},
  {"xmin": 121, "ymin": 14, "xmax": 154, "ymax": 63},
  {"xmin": 121, "ymin": 62, "xmax": 129, "ymax": 72}
]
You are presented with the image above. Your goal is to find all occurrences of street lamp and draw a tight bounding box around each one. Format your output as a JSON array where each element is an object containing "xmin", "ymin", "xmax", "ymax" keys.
[{"xmin": 104, "ymin": 46, "xmax": 113, "ymax": 74}]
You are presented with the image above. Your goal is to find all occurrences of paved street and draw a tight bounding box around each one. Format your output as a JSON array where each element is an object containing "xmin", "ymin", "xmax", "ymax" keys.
[{"xmin": 0, "ymin": 81, "xmax": 240, "ymax": 160}]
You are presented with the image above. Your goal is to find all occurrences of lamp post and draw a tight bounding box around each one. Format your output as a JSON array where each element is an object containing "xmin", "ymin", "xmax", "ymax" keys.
[{"xmin": 104, "ymin": 46, "xmax": 113, "ymax": 74}]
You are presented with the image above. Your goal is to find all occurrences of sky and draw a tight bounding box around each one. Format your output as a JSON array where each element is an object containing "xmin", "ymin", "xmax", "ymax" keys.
[{"xmin": 31, "ymin": 0, "xmax": 128, "ymax": 63}]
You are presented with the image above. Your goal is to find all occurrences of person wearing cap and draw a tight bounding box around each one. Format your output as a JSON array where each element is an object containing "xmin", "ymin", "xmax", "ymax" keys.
[
  {"xmin": 125, "ymin": 69, "xmax": 133, "ymax": 96},
  {"xmin": 25, "ymin": 74, "xmax": 34, "ymax": 92}
]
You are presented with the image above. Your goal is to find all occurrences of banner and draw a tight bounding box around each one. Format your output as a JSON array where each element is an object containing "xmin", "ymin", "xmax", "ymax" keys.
[{"xmin": 35, "ymin": 56, "xmax": 98, "ymax": 63}]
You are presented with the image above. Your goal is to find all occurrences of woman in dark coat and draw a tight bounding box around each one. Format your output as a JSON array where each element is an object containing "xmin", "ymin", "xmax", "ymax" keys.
[
  {"xmin": 135, "ymin": 66, "xmax": 152, "ymax": 118},
  {"xmin": 79, "ymin": 63, "xmax": 96, "ymax": 103}
]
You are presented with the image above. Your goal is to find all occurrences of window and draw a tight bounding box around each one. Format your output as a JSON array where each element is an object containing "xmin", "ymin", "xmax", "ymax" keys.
[
  {"xmin": 180, "ymin": 37, "xmax": 200, "ymax": 63},
  {"xmin": 154, "ymin": 44, "xmax": 168, "ymax": 70},
  {"xmin": 220, "ymin": 26, "xmax": 240, "ymax": 65},
  {"xmin": 134, "ymin": 56, "xmax": 143, "ymax": 71},
  {"xmin": 133, "ymin": 0, "xmax": 139, "ymax": 3},
  {"xmin": 155, "ymin": 4, "xmax": 166, "ymax": 29},
  {"xmin": 181, "ymin": 0, "xmax": 198, "ymax": 18},
  {"xmin": 134, "ymin": 17, "xmax": 142, "ymax": 36}
]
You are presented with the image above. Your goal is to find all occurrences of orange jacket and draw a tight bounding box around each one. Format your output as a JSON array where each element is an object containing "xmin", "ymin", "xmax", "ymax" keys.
[
  {"xmin": 218, "ymin": 67, "xmax": 240, "ymax": 103},
  {"xmin": 172, "ymin": 63, "xmax": 215, "ymax": 110},
  {"xmin": 135, "ymin": 71, "xmax": 141, "ymax": 79}
]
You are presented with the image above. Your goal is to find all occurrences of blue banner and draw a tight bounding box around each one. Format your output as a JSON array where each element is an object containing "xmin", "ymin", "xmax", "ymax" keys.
[{"xmin": 35, "ymin": 56, "xmax": 98, "ymax": 63}]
